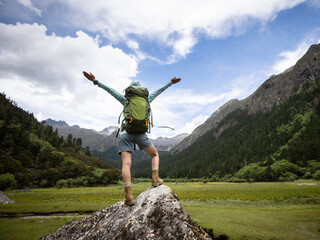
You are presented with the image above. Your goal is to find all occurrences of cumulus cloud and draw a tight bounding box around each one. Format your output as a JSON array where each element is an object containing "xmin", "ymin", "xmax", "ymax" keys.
[
  {"xmin": 0, "ymin": 23, "xmax": 137, "ymax": 91},
  {"xmin": 180, "ymin": 114, "xmax": 209, "ymax": 134},
  {"xmin": 272, "ymin": 42, "xmax": 310, "ymax": 74},
  {"xmin": 272, "ymin": 29, "xmax": 320, "ymax": 74},
  {"xmin": 0, "ymin": 22, "xmax": 256, "ymax": 137},
  {"xmin": 55, "ymin": 0, "xmax": 305, "ymax": 63},
  {"xmin": 0, "ymin": 22, "xmax": 138, "ymax": 130}
]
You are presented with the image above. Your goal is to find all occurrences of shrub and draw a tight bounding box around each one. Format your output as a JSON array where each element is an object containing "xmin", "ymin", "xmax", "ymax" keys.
[
  {"xmin": 303, "ymin": 171, "xmax": 312, "ymax": 179},
  {"xmin": 221, "ymin": 174, "xmax": 233, "ymax": 182},
  {"xmin": 56, "ymin": 179, "xmax": 68, "ymax": 188},
  {"xmin": 313, "ymin": 170, "xmax": 320, "ymax": 180},
  {"xmin": 0, "ymin": 173, "xmax": 17, "ymax": 190},
  {"xmin": 283, "ymin": 172, "xmax": 298, "ymax": 181},
  {"xmin": 270, "ymin": 159, "xmax": 301, "ymax": 181},
  {"xmin": 235, "ymin": 163, "xmax": 267, "ymax": 182},
  {"xmin": 307, "ymin": 160, "xmax": 320, "ymax": 174}
]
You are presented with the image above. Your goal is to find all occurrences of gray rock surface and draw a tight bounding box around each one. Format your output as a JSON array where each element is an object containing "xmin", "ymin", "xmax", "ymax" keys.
[
  {"xmin": 40, "ymin": 185, "xmax": 211, "ymax": 240},
  {"xmin": 0, "ymin": 191, "xmax": 15, "ymax": 204}
]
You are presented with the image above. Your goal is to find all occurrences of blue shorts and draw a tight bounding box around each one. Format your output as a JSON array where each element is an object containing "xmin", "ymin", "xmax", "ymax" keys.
[{"xmin": 118, "ymin": 132, "xmax": 152, "ymax": 154}]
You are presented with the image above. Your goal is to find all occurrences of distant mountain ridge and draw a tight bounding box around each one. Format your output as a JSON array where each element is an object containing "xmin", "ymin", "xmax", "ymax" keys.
[
  {"xmin": 45, "ymin": 119, "xmax": 188, "ymax": 152},
  {"xmin": 45, "ymin": 119, "xmax": 116, "ymax": 151}
]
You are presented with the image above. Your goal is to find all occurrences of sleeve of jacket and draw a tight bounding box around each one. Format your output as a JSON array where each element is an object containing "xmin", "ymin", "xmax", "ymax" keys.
[
  {"xmin": 95, "ymin": 80, "xmax": 126, "ymax": 105},
  {"xmin": 149, "ymin": 82, "xmax": 173, "ymax": 103}
]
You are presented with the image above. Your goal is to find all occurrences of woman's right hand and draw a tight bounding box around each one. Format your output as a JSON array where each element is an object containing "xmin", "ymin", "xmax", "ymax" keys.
[{"xmin": 83, "ymin": 71, "xmax": 95, "ymax": 81}]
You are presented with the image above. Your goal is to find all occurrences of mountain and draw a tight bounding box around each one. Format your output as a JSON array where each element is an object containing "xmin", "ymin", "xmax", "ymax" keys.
[
  {"xmin": 44, "ymin": 119, "xmax": 69, "ymax": 127},
  {"xmin": 173, "ymin": 43, "xmax": 320, "ymax": 153},
  {"xmin": 45, "ymin": 119, "xmax": 188, "ymax": 152},
  {"xmin": 44, "ymin": 119, "xmax": 117, "ymax": 151},
  {"xmin": 45, "ymin": 119, "xmax": 189, "ymax": 171},
  {"xmin": 99, "ymin": 126, "xmax": 119, "ymax": 136},
  {"xmin": 0, "ymin": 94, "xmax": 121, "ymax": 189},
  {"xmin": 150, "ymin": 133, "xmax": 189, "ymax": 151},
  {"xmin": 173, "ymin": 99, "xmax": 242, "ymax": 152},
  {"xmin": 161, "ymin": 43, "xmax": 320, "ymax": 179}
]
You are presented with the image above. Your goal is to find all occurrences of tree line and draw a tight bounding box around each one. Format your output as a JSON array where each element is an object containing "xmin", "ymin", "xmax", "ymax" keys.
[
  {"xmin": 150, "ymin": 79, "xmax": 320, "ymax": 182},
  {"xmin": 0, "ymin": 93, "xmax": 121, "ymax": 190}
]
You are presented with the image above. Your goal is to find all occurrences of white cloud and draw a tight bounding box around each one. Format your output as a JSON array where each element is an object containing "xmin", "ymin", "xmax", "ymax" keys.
[
  {"xmin": 180, "ymin": 114, "xmax": 209, "ymax": 134},
  {"xmin": 16, "ymin": 0, "xmax": 42, "ymax": 16},
  {"xmin": 272, "ymin": 42, "xmax": 310, "ymax": 74},
  {"xmin": 271, "ymin": 29, "xmax": 320, "ymax": 74},
  {"xmin": 57, "ymin": 0, "xmax": 305, "ymax": 63},
  {"xmin": 0, "ymin": 23, "xmax": 138, "ymax": 130},
  {"xmin": 0, "ymin": 23, "xmax": 137, "ymax": 91},
  {"xmin": 0, "ymin": 22, "xmax": 272, "ymax": 138}
]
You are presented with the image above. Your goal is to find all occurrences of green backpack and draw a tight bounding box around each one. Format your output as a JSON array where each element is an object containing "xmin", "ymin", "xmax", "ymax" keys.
[{"xmin": 120, "ymin": 85, "xmax": 151, "ymax": 133}]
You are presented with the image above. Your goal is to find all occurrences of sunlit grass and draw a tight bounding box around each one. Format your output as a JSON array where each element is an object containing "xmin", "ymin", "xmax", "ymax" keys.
[
  {"xmin": 0, "ymin": 181, "xmax": 319, "ymax": 240},
  {"xmin": 185, "ymin": 204, "xmax": 320, "ymax": 240},
  {"xmin": 0, "ymin": 217, "xmax": 83, "ymax": 240}
]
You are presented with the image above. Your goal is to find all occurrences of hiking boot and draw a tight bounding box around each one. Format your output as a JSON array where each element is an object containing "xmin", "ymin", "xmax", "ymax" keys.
[
  {"xmin": 152, "ymin": 169, "xmax": 164, "ymax": 187},
  {"xmin": 124, "ymin": 186, "xmax": 135, "ymax": 206}
]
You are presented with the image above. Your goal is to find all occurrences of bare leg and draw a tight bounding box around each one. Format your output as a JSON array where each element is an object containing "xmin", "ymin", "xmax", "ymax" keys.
[
  {"xmin": 121, "ymin": 151, "xmax": 132, "ymax": 183},
  {"xmin": 144, "ymin": 145, "xmax": 159, "ymax": 168},
  {"xmin": 144, "ymin": 145, "xmax": 163, "ymax": 186},
  {"xmin": 121, "ymin": 151, "xmax": 135, "ymax": 206}
]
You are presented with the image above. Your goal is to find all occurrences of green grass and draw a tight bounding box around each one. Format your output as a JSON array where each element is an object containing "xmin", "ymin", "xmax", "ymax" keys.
[
  {"xmin": 185, "ymin": 203, "xmax": 320, "ymax": 240},
  {"xmin": 170, "ymin": 182, "xmax": 320, "ymax": 202},
  {"xmin": 0, "ymin": 217, "xmax": 83, "ymax": 240},
  {"xmin": 1, "ymin": 181, "xmax": 320, "ymax": 240},
  {"xmin": 1, "ymin": 185, "xmax": 126, "ymax": 214}
]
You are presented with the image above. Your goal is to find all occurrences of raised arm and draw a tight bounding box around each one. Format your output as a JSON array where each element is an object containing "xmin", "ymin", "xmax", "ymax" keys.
[
  {"xmin": 149, "ymin": 77, "xmax": 181, "ymax": 103},
  {"xmin": 83, "ymin": 71, "xmax": 125, "ymax": 105}
]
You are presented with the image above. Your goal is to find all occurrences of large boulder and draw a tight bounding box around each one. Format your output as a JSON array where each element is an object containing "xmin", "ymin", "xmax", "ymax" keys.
[{"xmin": 40, "ymin": 185, "xmax": 212, "ymax": 240}]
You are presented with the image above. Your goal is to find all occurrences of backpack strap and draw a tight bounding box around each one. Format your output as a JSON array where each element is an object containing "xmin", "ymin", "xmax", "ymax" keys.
[
  {"xmin": 118, "ymin": 110, "xmax": 124, "ymax": 124},
  {"xmin": 116, "ymin": 128, "xmax": 120, "ymax": 138}
]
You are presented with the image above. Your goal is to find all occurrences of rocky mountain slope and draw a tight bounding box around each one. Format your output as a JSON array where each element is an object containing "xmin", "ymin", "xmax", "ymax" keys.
[
  {"xmin": 172, "ymin": 99, "xmax": 242, "ymax": 152},
  {"xmin": 40, "ymin": 185, "xmax": 213, "ymax": 240},
  {"xmin": 173, "ymin": 43, "xmax": 320, "ymax": 152},
  {"xmin": 157, "ymin": 43, "xmax": 320, "ymax": 179}
]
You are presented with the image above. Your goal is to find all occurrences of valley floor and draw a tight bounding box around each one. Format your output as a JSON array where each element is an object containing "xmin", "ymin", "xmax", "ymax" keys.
[{"xmin": 0, "ymin": 181, "xmax": 319, "ymax": 240}]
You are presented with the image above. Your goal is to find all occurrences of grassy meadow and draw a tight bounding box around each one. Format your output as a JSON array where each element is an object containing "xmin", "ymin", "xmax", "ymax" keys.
[{"xmin": 0, "ymin": 181, "xmax": 319, "ymax": 240}]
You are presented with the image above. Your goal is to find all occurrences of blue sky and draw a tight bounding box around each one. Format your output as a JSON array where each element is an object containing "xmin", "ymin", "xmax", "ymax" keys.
[{"xmin": 0, "ymin": 0, "xmax": 320, "ymax": 138}]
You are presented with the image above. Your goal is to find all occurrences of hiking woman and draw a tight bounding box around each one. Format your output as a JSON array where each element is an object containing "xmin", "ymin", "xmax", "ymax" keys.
[{"xmin": 83, "ymin": 71, "xmax": 181, "ymax": 206}]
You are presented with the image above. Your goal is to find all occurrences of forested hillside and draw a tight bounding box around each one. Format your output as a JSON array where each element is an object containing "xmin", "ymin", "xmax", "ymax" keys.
[
  {"xmin": 160, "ymin": 79, "xmax": 320, "ymax": 180},
  {"xmin": 0, "ymin": 93, "xmax": 121, "ymax": 190},
  {"xmin": 156, "ymin": 44, "xmax": 320, "ymax": 181}
]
